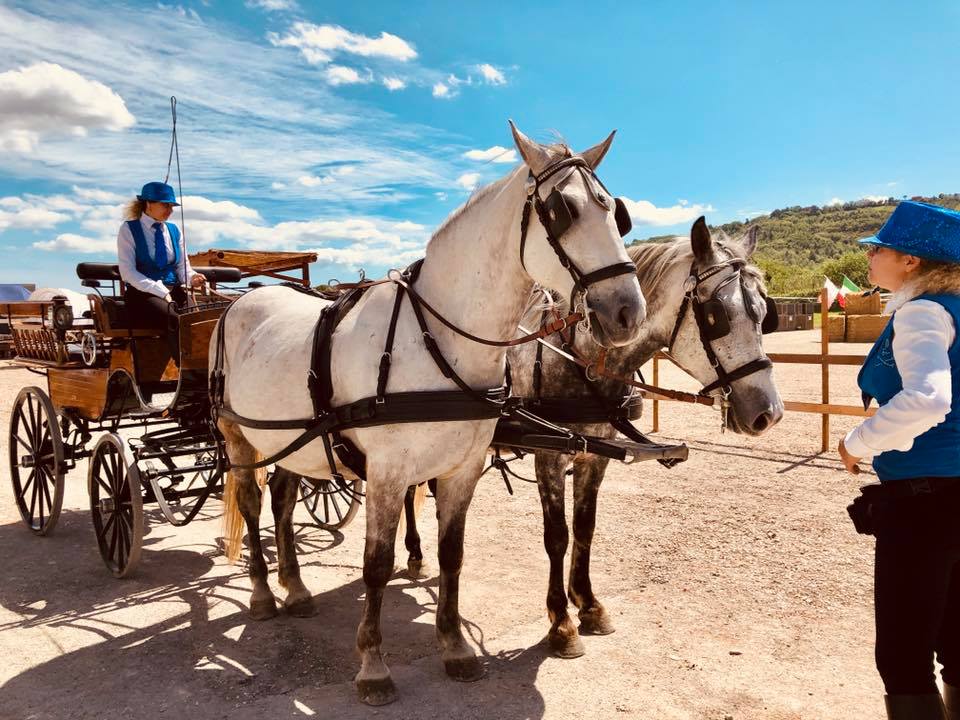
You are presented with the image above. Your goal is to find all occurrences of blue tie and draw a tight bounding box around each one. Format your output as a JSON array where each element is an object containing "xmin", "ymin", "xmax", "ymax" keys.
[{"xmin": 152, "ymin": 222, "xmax": 168, "ymax": 268}]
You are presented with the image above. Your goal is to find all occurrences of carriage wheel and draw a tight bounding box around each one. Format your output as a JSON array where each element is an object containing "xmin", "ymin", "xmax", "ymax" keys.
[
  {"xmin": 88, "ymin": 434, "xmax": 144, "ymax": 578},
  {"xmin": 149, "ymin": 450, "xmax": 222, "ymax": 527},
  {"xmin": 8, "ymin": 386, "xmax": 65, "ymax": 535},
  {"xmin": 298, "ymin": 476, "xmax": 361, "ymax": 530}
]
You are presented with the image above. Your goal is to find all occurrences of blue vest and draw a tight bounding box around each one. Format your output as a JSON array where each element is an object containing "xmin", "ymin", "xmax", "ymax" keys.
[
  {"xmin": 128, "ymin": 219, "xmax": 180, "ymax": 286},
  {"xmin": 858, "ymin": 293, "xmax": 960, "ymax": 481}
]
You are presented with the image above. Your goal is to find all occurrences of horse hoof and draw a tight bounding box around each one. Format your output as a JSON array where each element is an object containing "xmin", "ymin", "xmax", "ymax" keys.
[
  {"xmin": 578, "ymin": 610, "xmax": 615, "ymax": 636},
  {"xmin": 548, "ymin": 631, "xmax": 585, "ymax": 659},
  {"xmin": 284, "ymin": 596, "xmax": 315, "ymax": 618},
  {"xmin": 407, "ymin": 559, "xmax": 430, "ymax": 579},
  {"xmin": 444, "ymin": 655, "xmax": 485, "ymax": 682},
  {"xmin": 250, "ymin": 597, "xmax": 279, "ymax": 620},
  {"xmin": 356, "ymin": 676, "xmax": 398, "ymax": 706}
]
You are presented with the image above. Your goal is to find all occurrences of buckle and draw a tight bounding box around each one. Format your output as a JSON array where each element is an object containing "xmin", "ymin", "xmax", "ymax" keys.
[{"xmin": 909, "ymin": 478, "xmax": 933, "ymax": 495}]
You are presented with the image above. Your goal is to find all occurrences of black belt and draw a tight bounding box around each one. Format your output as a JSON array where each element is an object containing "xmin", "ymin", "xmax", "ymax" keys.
[{"xmin": 862, "ymin": 476, "xmax": 960, "ymax": 500}]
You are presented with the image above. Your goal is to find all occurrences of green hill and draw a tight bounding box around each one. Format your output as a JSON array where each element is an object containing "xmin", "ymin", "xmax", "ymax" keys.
[{"xmin": 628, "ymin": 194, "xmax": 960, "ymax": 297}]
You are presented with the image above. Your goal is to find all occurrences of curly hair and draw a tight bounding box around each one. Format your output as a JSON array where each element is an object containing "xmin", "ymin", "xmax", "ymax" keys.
[{"xmin": 122, "ymin": 198, "xmax": 147, "ymax": 221}]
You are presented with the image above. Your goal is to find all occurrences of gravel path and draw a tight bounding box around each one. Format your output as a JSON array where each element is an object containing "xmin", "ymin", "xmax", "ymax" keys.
[{"xmin": 0, "ymin": 330, "xmax": 888, "ymax": 719}]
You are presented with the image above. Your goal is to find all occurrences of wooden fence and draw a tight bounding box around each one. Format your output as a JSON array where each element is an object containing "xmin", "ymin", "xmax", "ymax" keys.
[{"xmin": 651, "ymin": 288, "xmax": 876, "ymax": 452}]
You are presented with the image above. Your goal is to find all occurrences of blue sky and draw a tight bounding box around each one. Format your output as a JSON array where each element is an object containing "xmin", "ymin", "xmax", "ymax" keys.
[{"xmin": 1, "ymin": 0, "xmax": 958, "ymax": 290}]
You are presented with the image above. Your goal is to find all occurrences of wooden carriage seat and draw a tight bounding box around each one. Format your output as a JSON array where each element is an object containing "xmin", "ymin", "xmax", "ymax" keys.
[{"xmin": 76, "ymin": 263, "xmax": 242, "ymax": 338}]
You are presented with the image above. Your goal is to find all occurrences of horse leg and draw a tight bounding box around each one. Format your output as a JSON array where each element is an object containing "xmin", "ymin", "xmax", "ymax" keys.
[
  {"xmin": 569, "ymin": 455, "xmax": 615, "ymax": 635},
  {"xmin": 219, "ymin": 418, "xmax": 276, "ymax": 620},
  {"xmin": 269, "ymin": 467, "xmax": 313, "ymax": 617},
  {"xmin": 434, "ymin": 461, "xmax": 485, "ymax": 681},
  {"xmin": 404, "ymin": 482, "xmax": 429, "ymax": 579},
  {"xmin": 355, "ymin": 473, "xmax": 407, "ymax": 706},
  {"xmin": 536, "ymin": 451, "xmax": 584, "ymax": 658}
]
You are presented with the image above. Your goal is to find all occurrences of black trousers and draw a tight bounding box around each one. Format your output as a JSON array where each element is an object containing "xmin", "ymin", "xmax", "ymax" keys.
[
  {"xmin": 124, "ymin": 286, "xmax": 186, "ymax": 362},
  {"xmin": 874, "ymin": 483, "xmax": 960, "ymax": 694}
]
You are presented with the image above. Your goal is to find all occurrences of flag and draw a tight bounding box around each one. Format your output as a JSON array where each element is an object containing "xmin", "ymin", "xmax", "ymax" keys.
[
  {"xmin": 823, "ymin": 276, "xmax": 840, "ymax": 309},
  {"xmin": 837, "ymin": 275, "xmax": 861, "ymax": 309}
]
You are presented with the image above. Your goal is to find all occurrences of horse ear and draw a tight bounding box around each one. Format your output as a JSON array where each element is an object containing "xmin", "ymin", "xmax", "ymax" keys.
[
  {"xmin": 742, "ymin": 225, "xmax": 759, "ymax": 257},
  {"xmin": 691, "ymin": 216, "xmax": 712, "ymax": 263},
  {"xmin": 580, "ymin": 130, "xmax": 616, "ymax": 170},
  {"xmin": 509, "ymin": 120, "xmax": 552, "ymax": 175}
]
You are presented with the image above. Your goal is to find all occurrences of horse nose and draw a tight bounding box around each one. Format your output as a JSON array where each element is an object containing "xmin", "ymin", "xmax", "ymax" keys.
[
  {"xmin": 752, "ymin": 412, "xmax": 773, "ymax": 434},
  {"xmin": 616, "ymin": 293, "xmax": 646, "ymax": 333}
]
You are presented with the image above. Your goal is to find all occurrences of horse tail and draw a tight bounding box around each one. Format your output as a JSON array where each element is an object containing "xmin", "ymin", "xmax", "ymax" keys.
[{"xmin": 220, "ymin": 446, "xmax": 268, "ymax": 563}]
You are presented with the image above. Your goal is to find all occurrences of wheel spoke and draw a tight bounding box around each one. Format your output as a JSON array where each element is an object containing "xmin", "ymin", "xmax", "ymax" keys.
[
  {"xmin": 38, "ymin": 465, "xmax": 53, "ymax": 509},
  {"xmin": 29, "ymin": 469, "xmax": 39, "ymax": 523},
  {"xmin": 12, "ymin": 431, "xmax": 33, "ymax": 454},
  {"xmin": 108, "ymin": 512, "xmax": 119, "ymax": 563},
  {"xmin": 101, "ymin": 454, "xmax": 115, "ymax": 488},
  {"xmin": 96, "ymin": 476, "xmax": 113, "ymax": 497},
  {"xmin": 17, "ymin": 469, "xmax": 36, "ymax": 504},
  {"xmin": 101, "ymin": 511, "xmax": 116, "ymax": 538}
]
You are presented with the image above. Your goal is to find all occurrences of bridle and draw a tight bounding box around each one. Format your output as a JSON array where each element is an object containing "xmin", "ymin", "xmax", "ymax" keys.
[
  {"xmin": 667, "ymin": 256, "xmax": 778, "ymax": 428},
  {"xmin": 519, "ymin": 156, "xmax": 635, "ymax": 318}
]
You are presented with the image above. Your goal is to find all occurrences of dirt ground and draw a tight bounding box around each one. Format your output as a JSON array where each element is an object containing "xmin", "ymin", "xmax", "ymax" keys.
[{"xmin": 0, "ymin": 330, "xmax": 892, "ymax": 720}]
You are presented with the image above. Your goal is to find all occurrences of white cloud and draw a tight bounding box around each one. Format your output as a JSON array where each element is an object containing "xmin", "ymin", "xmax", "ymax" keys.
[
  {"xmin": 298, "ymin": 175, "xmax": 327, "ymax": 187},
  {"xmin": 0, "ymin": 62, "xmax": 134, "ymax": 153},
  {"xmin": 476, "ymin": 63, "xmax": 506, "ymax": 85},
  {"xmin": 245, "ymin": 0, "xmax": 297, "ymax": 10},
  {"xmin": 325, "ymin": 65, "xmax": 369, "ymax": 86},
  {"xmin": 71, "ymin": 186, "xmax": 125, "ymax": 203},
  {"xmin": 618, "ymin": 198, "xmax": 716, "ymax": 227},
  {"xmin": 382, "ymin": 76, "xmax": 406, "ymax": 91},
  {"xmin": 463, "ymin": 146, "xmax": 517, "ymax": 163},
  {"xmin": 456, "ymin": 173, "xmax": 480, "ymax": 191},
  {"xmin": 271, "ymin": 22, "xmax": 417, "ymax": 65},
  {"xmin": 271, "ymin": 182, "xmax": 287, "ymax": 190},
  {"xmin": 0, "ymin": 206, "xmax": 71, "ymax": 231},
  {"xmin": 178, "ymin": 196, "xmax": 262, "ymax": 223},
  {"xmin": 33, "ymin": 232, "xmax": 114, "ymax": 253},
  {"xmin": 432, "ymin": 82, "xmax": 451, "ymax": 98},
  {"xmin": 827, "ymin": 197, "xmax": 843, "ymax": 207},
  {"xmin": 862, "ymin": 194, "xmax": 888, "ymax": 203}
]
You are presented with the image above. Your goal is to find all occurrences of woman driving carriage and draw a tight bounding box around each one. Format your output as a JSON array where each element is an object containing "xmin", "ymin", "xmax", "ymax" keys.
[{"xmin": 117, "ymin": 181, "xmax": 205, "ymax": 359}]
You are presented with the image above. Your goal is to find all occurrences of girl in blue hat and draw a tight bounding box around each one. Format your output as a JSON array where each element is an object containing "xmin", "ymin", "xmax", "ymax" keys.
[
  {"xmin": 117, "ymin": 181, "xmax": 206, "ymax": 361},
  {"xmin": 841, "ymin": 201, "xmax": 960, "ymax": 719}
]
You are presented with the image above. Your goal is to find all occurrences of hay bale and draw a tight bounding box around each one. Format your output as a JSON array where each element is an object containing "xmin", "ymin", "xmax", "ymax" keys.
[
  {"xmin": 844, "ymin": 292, "xmax": 882, "ymax": 315},
  {"xmin": 827, "ymin": 315, "xmax": 846, "ymax": 341},
  {"xmin": 846, "ymin": 314, "xmax": 889, "ymax": 342}
]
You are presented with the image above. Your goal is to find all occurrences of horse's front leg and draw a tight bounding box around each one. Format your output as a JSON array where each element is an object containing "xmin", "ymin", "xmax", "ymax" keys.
[
  {"xmin": 434, "ymin": 460, "xmax": 485, "ymax": 681},
  {"xmin": 569, "ymin": 454, "xmax": 615, "ymax": 635},
  {"xmin": 269, "ymin": 467, "xmax": 313, "ymax": 616},
  {"xmin": 355, "ymin": 471, "xmax": 407, "ymax": 706},
  {"xmin": 219, "ymin": 419, "xmax": 276, "ymax": 619},
  {"xmin": 536, "ymin": 451, "xmax": 583, "ymax": 658}
]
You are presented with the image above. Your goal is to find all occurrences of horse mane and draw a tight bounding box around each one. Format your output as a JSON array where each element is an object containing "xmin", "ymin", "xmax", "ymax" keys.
[
  {"xmin": 426, "ymin": 143, "xmax": 575, "ymax": 255},
  {"xmin": 626, "ymin": 228, "xmax": 766, "ymax": 294}
]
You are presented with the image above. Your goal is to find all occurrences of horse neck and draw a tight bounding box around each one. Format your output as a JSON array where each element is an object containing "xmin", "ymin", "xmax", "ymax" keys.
[{"xmin": 414, "ymin": 168, "xmax": 532, "ymax": 385}]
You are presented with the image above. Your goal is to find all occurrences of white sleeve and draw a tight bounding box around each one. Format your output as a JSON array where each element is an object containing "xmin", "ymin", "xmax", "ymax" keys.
[
  {"xmin": 844, "ymin": 300, "xmax": 955, "ymax": 458},
  {"xmin": 116, "ymin": 222, "xmax": 168, "ymax": 298}
]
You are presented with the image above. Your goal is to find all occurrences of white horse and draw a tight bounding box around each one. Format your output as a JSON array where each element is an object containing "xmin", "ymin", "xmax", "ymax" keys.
[{"xmin": 213, "ymin": 122, "xmax": 645, "ymax": 705}]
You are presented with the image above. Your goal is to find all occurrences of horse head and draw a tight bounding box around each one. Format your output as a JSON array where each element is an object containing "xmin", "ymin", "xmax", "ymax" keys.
[
  {"xmin": 509, "ymin": 121, "xmax": 645, "ymax": 347},
  {"xmin": 668, "ymin": 217, "xmax": 784, "ymax": 435}
]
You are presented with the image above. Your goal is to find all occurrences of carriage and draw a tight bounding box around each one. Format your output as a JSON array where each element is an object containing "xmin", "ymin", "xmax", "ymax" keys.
[{"xmin": 2, "ymin": 253, "xmax": 363, "ymax": 578}]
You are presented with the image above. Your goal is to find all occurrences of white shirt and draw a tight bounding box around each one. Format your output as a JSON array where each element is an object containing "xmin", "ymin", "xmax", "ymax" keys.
[
  {"xmin": 117, "ymin": 214, "xmax": 198, "ymax": 298},
  {"xmin": 844, "ymin": 299, "xmax": 956, "ymax": 459}
]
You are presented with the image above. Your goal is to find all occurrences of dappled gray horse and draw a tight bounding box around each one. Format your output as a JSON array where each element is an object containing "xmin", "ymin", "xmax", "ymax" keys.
[{"xmin": 402, "ymin": 217, "xmax": 784, "ymax": 658}]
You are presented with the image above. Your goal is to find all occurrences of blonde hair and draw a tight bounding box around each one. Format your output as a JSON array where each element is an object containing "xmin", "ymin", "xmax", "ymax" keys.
[{"xmin": 123, "ymin": 198, "xmax": 147, "ymax": 220}]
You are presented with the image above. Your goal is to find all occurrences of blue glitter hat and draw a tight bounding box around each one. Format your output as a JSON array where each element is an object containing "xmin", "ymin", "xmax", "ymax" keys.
[{"xmin": 858, "ymin": 201, "xmax": 960, "ymax": 263}]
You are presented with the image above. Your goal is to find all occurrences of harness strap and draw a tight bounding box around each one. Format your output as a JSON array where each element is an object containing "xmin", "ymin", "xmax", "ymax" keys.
[{"xmin": 377, "ymin": 283, "xmax": 406, "ymax": 401}]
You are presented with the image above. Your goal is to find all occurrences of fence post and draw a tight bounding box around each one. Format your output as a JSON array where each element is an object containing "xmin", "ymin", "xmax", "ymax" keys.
[
  {"xmin": 820, "ymin": 287, "xmax": 830, "ymax": 452},
  {"xmin": 652, "ymin": 354, "xmax": 660, "ymax": 433}
]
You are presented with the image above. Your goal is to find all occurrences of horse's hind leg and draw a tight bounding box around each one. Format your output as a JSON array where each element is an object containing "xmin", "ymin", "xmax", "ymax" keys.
[
  {"xmin": 434, "ymin": 462, "xmax": 485, "ymax": 681},
  {"xmin": 569, "ymin": 455, "xmax": 615, "ymax": 635},
  {"xmin": 355, "ymin": 472, "xmax": 407, "ymax": 706},
  {"xmin": 403, "ymin": 482, "xmax": 429, "ymax": 579},
  {"xmin": 219, "ymin": 418, "xmax": 277, "ymax": 620},
  {"xmin": 269, "ymin": 467, "xmax": 313, "ymax": 617},
  {"xmin": 536, "ymin": 451, "xmax": 584, "ymax": 658}
]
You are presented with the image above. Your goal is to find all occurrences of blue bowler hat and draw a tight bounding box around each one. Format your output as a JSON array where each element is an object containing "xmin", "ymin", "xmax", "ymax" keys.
[
  {"xmin": 859, "ymin": 200, "xmax": 960, "ymax": 263},
  {"xmin": 137, "ymin": 181, "xmax": 180, "ymax": 206}
]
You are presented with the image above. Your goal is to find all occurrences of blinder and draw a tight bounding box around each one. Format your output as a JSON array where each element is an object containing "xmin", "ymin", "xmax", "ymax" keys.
[
  {"xmin": 543, "ymin": 188, "xmax": 575, "ymax": 240},
  {"xmin": 761, "ymin": 296, "xmax": 779, "ymax": 334},
  {"xmin": 614, "ymin": 197, "xmax": 632, "ymax": 238},
  {"xmin": 699, "ymin": 278, "xmax": 778, "ymax": 341}
]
